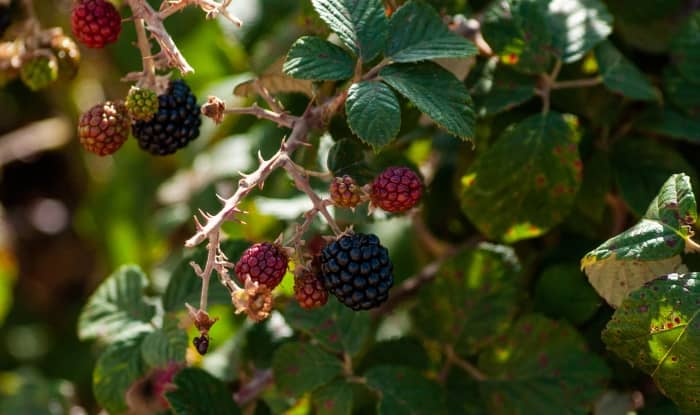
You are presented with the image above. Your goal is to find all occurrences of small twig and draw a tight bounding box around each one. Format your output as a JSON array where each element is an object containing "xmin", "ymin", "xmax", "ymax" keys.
[
  {"xmin": 552, "ymin": 76, "xmax": 603, "ymax": 90},
  {"xmin": 132, "ymin": 17, "xmax": 157, "ymax": 89},
  {"xmin": 537, "ymin": 58, "xmax": 562, "ymax": 114},
  {"xmin": 253, "ymin": 81, "xmax": 285, "ymax": 114},
  {"xmin": 234, "ymin": 368, "xmax": 274, "ymax": 406},
  {"xmin": 223, "ymin": 104, "xmax": 297, "ymax": 128},
  {"xmin": 445, "ymin": 345, "xmax": 487, "ymax": 381},
  {"xmin": 604, "ymin": 193, "xmax": 628, "ymax": 237}
]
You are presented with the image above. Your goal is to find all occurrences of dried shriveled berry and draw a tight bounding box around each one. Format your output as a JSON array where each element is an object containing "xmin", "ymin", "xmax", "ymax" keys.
[
  {"xmin": 234, "ymin": 242, "xmax": 289, "ymax": 290},
  {"xmin": 370, "ymin": 166, "xmax": 422, "ymax": 213}
]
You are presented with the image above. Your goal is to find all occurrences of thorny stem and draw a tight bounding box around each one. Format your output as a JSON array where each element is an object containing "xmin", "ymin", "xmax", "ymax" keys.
[
  {"xmin": 223, "ymin": 104, "xmax": 297, "ymax": 128},
  {"xmin": 132, "ymin": 17, "xmax": 157, "ymax": 89},
  {"xmin": 197, "ymin": 230, "xmax": 219, "ymax": 310},
  {"xmin": 158, "ymin": 0, "xmax": 242, "ymax": 26},
  {"xmin": 445, "ymin": 345, "xmax": 487, "ymax": 381}
]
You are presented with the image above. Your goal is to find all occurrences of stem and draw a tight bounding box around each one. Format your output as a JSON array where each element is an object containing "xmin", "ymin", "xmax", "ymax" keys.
[
  {"xmin": 445, "ymin": 345, "xmax": 487, "ymax": 381},
  {"xmin": 552, "ymin": 77, "xmax": 603, "ymax": 90},
  {"xmin": 234, "ymin": 368, "xmax": 274, "ymax": 406},
  {"xmin": 132, "ymin": 17, "xmax": 157, "ymax": 89},
  {"xmin": 198, "ymin": 230, "xmax": 220, "ymax": 310},
  {"xmin": 685, "ymin": 237, "xmax": 700, "ymax": 254},
  {"xmin": 224, "ymin": 104, "xmax": 296, "ymax": 128}
]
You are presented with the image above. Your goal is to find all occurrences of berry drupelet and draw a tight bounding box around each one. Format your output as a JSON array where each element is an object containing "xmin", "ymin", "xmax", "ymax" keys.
[
  {"xmin": 319, "ymin": 233, "xmax": 393, "ymax": 310},
  {"xmin": 131, "ymin": 79, "xmax": 202, "ymax": 155}
]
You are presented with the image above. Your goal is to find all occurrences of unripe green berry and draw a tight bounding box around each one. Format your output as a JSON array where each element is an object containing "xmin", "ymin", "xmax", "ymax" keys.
[
  {"xmin": 125, "ymin": 86, "xmax": 159, "ymax": 122},
  {"xmin": 20, "ymin": 55, "xmax": 58, "ymax": 91}
]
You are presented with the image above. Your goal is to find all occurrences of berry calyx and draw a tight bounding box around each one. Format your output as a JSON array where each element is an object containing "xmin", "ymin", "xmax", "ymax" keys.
[
  {"xmin": 125, "ymin": 86, "xmax": 158, "ymax": 122},
  {"xmin": 78, "ymin": 100, "xmax": 130, "ymax": 156},
  {"xmin": 294, "ymin": 270, "xmax": 329, "ymax": 309},
  {"xmin": 131, "ymin": 79, "xmax": 202, "ymax": 155},
  {"xmin": 71, "ymin": 0, "xmax": 122, "ymax": 48},
  {"xmin": 370, "ymin": 166, "xmax": 422, "ymax": 213},
  {"xmin": 19, "ymin": 54, "xmax": 58, "ymax": 91},
  {"xmin": 330, "ymin": 175, "xmax": 363, "ymax": 208},
  {"xmin": 319, "ymin": 233, "xmax": 393, "ymax": 310},
  {"xmin": 234, "ymin": 242, "xmax": 289, "ymax": 290}
]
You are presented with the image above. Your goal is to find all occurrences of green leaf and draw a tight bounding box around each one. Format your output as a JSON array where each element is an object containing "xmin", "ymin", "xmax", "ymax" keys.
[
  {"xmin": 471, "ymin": 60, "xmax": 537, "ymax": 117},
  {"xmin": 311, "ymin": 379, "xmax": 354, "ymax": 415},
  {"xmin": 547, "ymin": 0, "xmax": 613, "ymax": 63},
  {"xmin": 534, "ymin": 263, "xmax": 601, "ymax": 325},
  {"xmin": 603, "ymin": 273, "xmax": 700, "ymax": 413},
  {"xmin": 385, "ymin": 1, "xmax": 477, "ymax": 62},
  {"xmin": 460, "ymin": 112, "xmax": 582, "ymax": 243},
  {"xmin": 78, "ymin": 265, "xmax": 156, "ymax": 343},
  {"xmin": 573, "ymin": 150, "xmax": 611, "ymax": 223},
  {"xmin": 272, "ymin": 342, "xmax": 343, "ymax": 398},
  {"xmin": 166, "ymin": 367, "xmax": 240, "ymax": 415},
  {"xmin": 581, "ymin": 173, "xmax": 697, "ymax": 307},
  {"xmin": 310, "ymin": 0, "xmax": 387, "ymax": 61},
  {"xmin": 670, "ymin": 12, "xmax": 700, "ymax": 84},
  {"xmin": 413, "ymin": 243, "xmax": 521, "ymax": 355},
  {"xmin": 140, "ymin": 314, "xmax": 188, "ymax": 368},
  {"xmin": 283, "ymin": 36, "xmax": 355, "ymax": 81},
  {"xmin": 612, "ymin": 137, "xmax": 698, "ymax": 216},
  {"xmin": 326, "ymin": 138, "xmax": 374, "ymax": 182},
  {"xmin": 163, "ymin": 240, "xmax": 249, "ymax": 312},
  {"xmin": 478, "ymin": 314, "xmax": 610, "ymax": 415},
  {"xmin": 594, "ymin": 41, "xmax": 657, "ymax": 101},
  {"xmin": 664, "ymin": 67, "xmax": 700, "ymax": 117},
  {"xmin": 283, "ymin": 298, "xmax": 370, "ymax": 355},
  {"xmin": 481, "ymin": 0, "xmax": 554, "ymax": 74},
  {"xmin": 381, "ymin": 62, "xmax": 474, "ymax": 141},
  {"xmin": 358, "ymin": 337, "xmax": 430, "ymax": 372},
  {"xmin": 365, "ymin": 366, "xmax": 446, "ymax": 415},
  {"xmin": 634, "ymin": 107, "xmax": 700, "ymax": 143},
  {"xmin": 93, "ymin": 336, "xmax": 146, "ymax": 415},
  {"xmin": 345, "ymin": 81, "xmax": 401, "ymax": 150}
]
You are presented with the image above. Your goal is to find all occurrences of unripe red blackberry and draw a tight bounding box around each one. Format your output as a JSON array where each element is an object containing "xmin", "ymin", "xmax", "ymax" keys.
[
  {"xmin": 234, "ymin": 242, "xmax": 289, "ymax": 290},
  {"xmin": 71, "ymin": 0, "xmax": 122, "ymax": 48},
  {"xmin": 131, "ymin": 79, "xmax": 202, "ymax": 155},
  {"xmin": 330, "ymin": 175, "xmax": 362, "ymax": 208},
  {"xmin": 78, "ymin": 100, "xmax": 130, "ymax": 156},
  {"xmin": 47, "ymin": 34, "xmax": 81, "ymax": 80},
  {"xmin": 294, "ymin": 270, "xmax": 329, "ymax": 309},
  {"xmin": 19, "ymin": 54, "xmax": 58, "ymax": 91},
  {"xmin": 370, "ymin": 166, "xmax": 422, "ymax": 213},
  {"xmin": 125, "ymin": 86, "xmax": 158, "ymax": 121},
  {"xmin": 319, "ymin": 233, "xmax": 393, "ymax": 310}
]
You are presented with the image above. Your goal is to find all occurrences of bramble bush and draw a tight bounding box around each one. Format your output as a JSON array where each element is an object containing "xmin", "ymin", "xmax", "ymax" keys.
[{"xmin": 2, "ymin": 0, "xmax": 700, "ymax": 414}]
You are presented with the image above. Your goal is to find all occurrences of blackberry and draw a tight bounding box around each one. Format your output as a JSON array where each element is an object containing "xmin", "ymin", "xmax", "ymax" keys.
[
  {"xmin": 330, "ymin": 175, "xmax": 362, "ymax": 208},
  {"xmin": 234, "ymin": 242, "xmax": 289, "ymax": 290},
  {"xmin": 132, "ymin": 79, "xmax": 201, "ymax": 155},
  {"xmin": 71, "ymin": 0, "xmax": 122, "ymax": 48},
  {"xmin": 371, "ymin": 166, "xmax": 422, "ymax": 213},
  {"xmin": 319, "ymin": 233, "xmax": 393, "ymax": 310},
  {"xmin": 294, "ymin": 270, "xmax": 329, "ymax": 309}
]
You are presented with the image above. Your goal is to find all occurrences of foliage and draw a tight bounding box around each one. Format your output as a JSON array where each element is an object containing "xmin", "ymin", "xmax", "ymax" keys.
[{"xmin": 2, "ymin": 0, "xmax": 700, "ymax": 414}]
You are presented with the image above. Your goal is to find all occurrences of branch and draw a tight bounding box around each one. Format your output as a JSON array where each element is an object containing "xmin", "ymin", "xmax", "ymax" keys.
[
  {"xmin": 131, "ymin": 17, "xmax": 157, "ymax": 89},
  {"xmin": 223, "ymin": 103, "xmax": 297, "ymax": 128},
  {"xmin": 159, "ymin": 0, "xmax": 242, "ymax": 26},
  {"xmin": 445, "ymin": 345, "xmax": 487, "ymax": 381},
  {"xmin": 552, "ymin": 76, "xmax": 603, "ymax": 90}
]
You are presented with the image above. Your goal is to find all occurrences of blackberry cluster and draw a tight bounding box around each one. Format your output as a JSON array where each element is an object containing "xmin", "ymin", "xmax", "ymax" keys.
[
  {"xmin": 132, "ymin": 80, "xmax": 202, "ymax": 155},
  {"xmin": 319, "ymin": 233, "xmax": 393, "ymax": 310}
]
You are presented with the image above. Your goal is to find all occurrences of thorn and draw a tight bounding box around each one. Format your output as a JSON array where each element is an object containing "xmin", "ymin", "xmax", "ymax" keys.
[
  {"xmin": 238, "ymin": 171, "xmax": 250, "ymax": 179},
  {"xmin": 257, "ymin": 150, "xmax": 265, "ymax": 163},
  {"xmin": 193, "ymin": 215, "xmax": 203, "ymax": 230},
  {"xmin": 216, "ymin": 193, "xmax": 227, "ymax": 202},
  {"xmin": 198, "ymin": 209, "xmax": 212, "ymax": 219}
]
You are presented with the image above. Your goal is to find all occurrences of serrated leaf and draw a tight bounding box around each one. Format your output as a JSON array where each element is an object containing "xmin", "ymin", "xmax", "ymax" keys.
[
  {"xmin": 311, "ymin": 379, "xmax": 354, "ymax": 415},
  {"xmin": 345, "ymin": 81, "xmax": 401, "ymax": 150},
  {"xmin": 460, "ymin": 112, "xmax": 582, "ymax": 243},
  {"xmin": 166, "ymin": 367, "xmax": 240, "ymax": 415},
  {"xmin": 481, "ymin": 0, "xmax": 554, "ymax": 74},
  {"xmin": 582, "ymin": 173, "xmax": 697, "ymax": 307},
  {"xmin": 311, "ymin": 0, "xmax": 387, "ymax": 61},
  {"xmin": 413, "ymin": 243, "xmax": 521, "ymax": 355},
  {"xmin": 283, "ymin": 36, "xmax": 355, "ymax": 81},
  {"xmin": 380, "ymin": 62, "xmax": 474, "ymax": 141},
  {"xmin": 612, "ymin": 137, "xmax": 698, "ymax": 216},
  {"xmin": 93, "ymin": 336, "xmax": 146, "ymax": 415},
  {"xmin": 594, "ymin": 41, "xmax": 657, "ymax": 101},
  {"xmin": 272, "ymin": 342, "xmax": 343, "ymax": 398},
  {"xmin": 534, "ymin": 263, "xmax": 601, "ymax": 325},
  {"xmin": 78, "ymin": 265, "xmax": 156, "ymax": 343},
  {"xmin": 283, "ymin": 298, "xmax": 370, "ymax": 355},
  {"xmin": 163, "ymin": 240, "xmax": 249, "ymax": 312},
  {"xmin": 478, "ymin": 314, "xmax": 610, "ymax": 415},
  {"xmin": 471, "ymin": 60, "xmax": 537, "ymax": 116},
  {"xmin": 664, "ymin": 67, "xmax": 700, "ymax": 117},
  {"xmin": 603, "ymin": 273, "xmax": 700, "ymax": 413},
  {"xmin": 547, "ymin": 0, "xmax": 613, "ymax": 63},
  {"xmin": 634, "ymin": 107, "xmax": 700, "ymax": 143},
  {"xmin": 366, "ymin": 366, "xmax": 446, "ymax": 415},
  {"xmin": 140, "ymin": 314, "xmax": 188, "ymax": 368},
  {"xmin": 385, "ymin": 1, "xmax": 477, "ymax": 62},
  {"xmin": 670, "ymin": 12, "xmax": 700, "ymax": 84}
]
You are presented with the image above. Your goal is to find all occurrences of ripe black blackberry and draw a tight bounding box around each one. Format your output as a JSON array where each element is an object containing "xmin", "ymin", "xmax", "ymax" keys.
[
  {"xmin": 319, "ymin": 233, "xmax": 393, "ymax": 310},
  {"xmin": 132, "ymin": 79, "xmax": 202, "ymax": 155}
]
